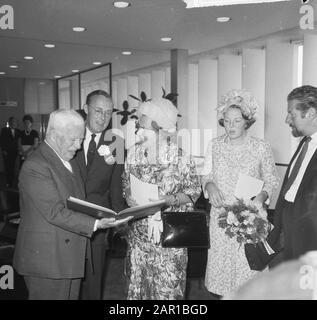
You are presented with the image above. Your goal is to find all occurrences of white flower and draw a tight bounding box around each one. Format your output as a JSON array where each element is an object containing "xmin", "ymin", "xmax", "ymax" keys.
[
  {"xmin": 227, "ymin": 211, "xmax": 238, "ymax": 225},
  {"xmin": 98, "ymin": 145, "xmax": 111, "ymax": 156}
]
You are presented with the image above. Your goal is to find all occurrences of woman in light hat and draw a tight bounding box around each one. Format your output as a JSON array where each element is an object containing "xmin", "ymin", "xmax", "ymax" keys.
[
  {"xmin": 201, "ymin": 89, "xmax": 279, "ymax": 297},
  {"xmin": 123, "ymin": 98, "xmax": 201, "ymax": 300}
]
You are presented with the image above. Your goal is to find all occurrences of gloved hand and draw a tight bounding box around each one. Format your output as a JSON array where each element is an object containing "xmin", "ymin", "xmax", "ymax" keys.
[{"xmin": 147, "ymin": 211, "xmax": 163, "ymax": 245}]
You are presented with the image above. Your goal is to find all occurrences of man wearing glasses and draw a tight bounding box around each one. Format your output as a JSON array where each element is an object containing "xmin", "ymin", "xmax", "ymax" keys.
[{"xmin": 72, "ymin": 90, "xmax": 126, "ymax": 300}]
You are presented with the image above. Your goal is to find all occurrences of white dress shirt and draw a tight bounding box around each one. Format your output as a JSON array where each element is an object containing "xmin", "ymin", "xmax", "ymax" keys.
[
  {"xmin": 83, "ymin": 127, "xmax": 102, "ymax": 165},
  {"xmin": 285, "ymin": 131, "xmax": 317, "ymax": 202}
]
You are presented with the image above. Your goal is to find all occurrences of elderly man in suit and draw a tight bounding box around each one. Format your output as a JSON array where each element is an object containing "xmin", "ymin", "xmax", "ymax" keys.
[
  {"xmin": 13, "ymin": 109, "xmax": 129, "ymax": 300},
  {"xmin": 260, "ymin": 85, "xmax": 317, "ymax": 267},
  {"xmin": 72, "ymin": 90, "xmax": 126, "ymax": 300}
]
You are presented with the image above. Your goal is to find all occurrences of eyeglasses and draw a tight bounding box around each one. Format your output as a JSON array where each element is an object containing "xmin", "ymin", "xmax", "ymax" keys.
[{"xmin": 89, "ymin": 105, "xmax": 112, "ymax": 118}]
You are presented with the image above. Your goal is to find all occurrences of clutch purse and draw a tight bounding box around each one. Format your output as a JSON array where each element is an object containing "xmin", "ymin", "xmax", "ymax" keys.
[
  {"xmin": 244, "ymin": 241, "xmax": 276, "ymax": 271},
  {"xmin": 161, "ymin": 211, "xmax": 210, "ymax": 248}
]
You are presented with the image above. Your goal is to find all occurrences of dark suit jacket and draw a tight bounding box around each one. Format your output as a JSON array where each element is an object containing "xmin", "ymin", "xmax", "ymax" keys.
[
  {"xmin": 0, "ymin": 127, "xmax": 20, "ymax": 155},
  {"xmin": 72, "ymin": 130, "xmax": 126, "ymax": 246},
  {"xmin": 270, "ymin": 138, "xmax": 317, "ymax": 258},
  {"xmin": 247, "ymin": 137, "xmax": 317, "ymax": 269},
  {"xmin": 13, "ymin": 142, "xmax": 96, "ymax": 279}
]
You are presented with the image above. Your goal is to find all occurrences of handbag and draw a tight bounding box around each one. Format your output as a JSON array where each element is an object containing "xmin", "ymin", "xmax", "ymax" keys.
[
  {"xmin": 244, "ymin": 241, "xmax": 277, "ymax": 271},
  {"xmin": 161, "ymin": 210, "xmax": 210, "ymax": 248}
]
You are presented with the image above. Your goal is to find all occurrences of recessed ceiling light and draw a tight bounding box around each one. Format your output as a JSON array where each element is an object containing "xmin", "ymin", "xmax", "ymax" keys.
[
  {"xmin": 217, "ymin": 16, "xmax": 231, "ymax": 22},
  {"xmin": 0, "ymin": 72, "xmax": 5, "ymax": 75},
  {"xmin": 72, "ymin": 70, "xmax": 79, "ymax": 73},
  {"xmin": 93, "ymin": 61, "xmax": 102, "ymax": 65},
  {"xmin": 122, "ymin": 51, "xmax": 132, "ymax": 55},
  {"xmin": 9, "ymin": 65, "xmax": 18, "ymax": 68},
  {"xmin": 24, "ymin": 56, "xmax": 34, "ymax": 60},
  {"xmin": 113, "ymin": 1, "xmax": 131, "ymax": 8},
  {"xmin": 72, "ymin": 26, "xmax": 87, "ymax": 32},
  {"xmin": 161, "ymin": 37, "xmax": 173, "ymax": 42},
  {"xmin": 54, "ymin": 75, "xmax": 61, "ymax": 78},
  {"xmin": 44, "ymin": 44, "xmax": 55, "ymax": 48}
]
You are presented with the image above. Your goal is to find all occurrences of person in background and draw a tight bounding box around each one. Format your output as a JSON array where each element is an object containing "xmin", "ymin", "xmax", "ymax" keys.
[
  {"xmin": 123, "ymin": 98, "xmax": 201, "ymax": 300},
  {"xmin": 13, "ymin": 109, "xmax": 129, "ymax": 300},
  {"xmin": 18, "ymin": 115, "xmax": 39, "ymax": 164},
  {"xmin": 0, "ymin": 117, "xmax": 21, "ymax": 187},
  {"xmin": 201, "ymin": 89, "xmax": 279, "ymax": 297}
]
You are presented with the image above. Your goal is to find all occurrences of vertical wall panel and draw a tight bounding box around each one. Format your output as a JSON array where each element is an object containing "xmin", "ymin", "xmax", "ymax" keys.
[
  {"xmin": 198, "ymin": 59, "xmax": 218, "ymax": 142},
  {"xmin": 265, "ymin": 40, "xmax": 295, "ymax": 164},
  {"xmin": 138, "ymin": 73, "xmax": 151, "ymax": 100},
  {"xmin": 218, "ymin": 54, "xmax": 242, "ymax": 136},
  {"xmin": 242, "ymin": 48, "xmax": 266, "ymax": 139},
  {"xmin": 151, "ymin": 70, "xmax": 165, "ymax": 100}
]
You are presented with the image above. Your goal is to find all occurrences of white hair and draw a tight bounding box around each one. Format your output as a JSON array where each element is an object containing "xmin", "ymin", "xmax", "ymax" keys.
[{"xmin": 46, "ymin": 109, "xmax": 84, "ymax": 138}]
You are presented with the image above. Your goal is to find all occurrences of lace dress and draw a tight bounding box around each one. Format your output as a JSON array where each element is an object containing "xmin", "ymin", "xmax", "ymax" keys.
[
  {"xmin": 201, "ymin": 134, "xmax": 279, "ymax": 296},
  {"xmin": 123, "ymin": 142, "xmax": 201, "ymax": 300}
]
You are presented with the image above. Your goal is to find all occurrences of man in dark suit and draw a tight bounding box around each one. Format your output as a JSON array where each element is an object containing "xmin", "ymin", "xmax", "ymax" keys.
[
  {"xmin": 73, "ymin": 90, "xmax": 126, "ymax": 300},
  {"xmin": 0, "ymin": 117, "xmax": 20, "ymax": 187},
  {"xmin": 13, "ymin": 109, "xmax": 128, "ymax": 299},
  {"xmin": 264, "ymin": 85, "xmax": 317, "ymax": 265}
]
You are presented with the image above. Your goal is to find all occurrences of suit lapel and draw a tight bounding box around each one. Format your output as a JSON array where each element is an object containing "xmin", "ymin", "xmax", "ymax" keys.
[
  {"xmin": 275, "ymin": 137, "xmax": 307, "ymax": 211},
  {"xmin": 74, "ymin": 148, "xmax": 87, "ymax": 182},
  {"xmin": 295, "ymin": 147, "xmax": 317, "ymax": 198}
]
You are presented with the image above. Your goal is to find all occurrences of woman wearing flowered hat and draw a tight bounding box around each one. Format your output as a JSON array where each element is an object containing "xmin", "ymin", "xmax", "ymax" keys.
[
  {"xmin": 201, "ymin": 89, "xmax": 279, "ymax": 297},
  {"xmin": 122, "ymin": 97, "xmax": 201, "ymax": 300}
]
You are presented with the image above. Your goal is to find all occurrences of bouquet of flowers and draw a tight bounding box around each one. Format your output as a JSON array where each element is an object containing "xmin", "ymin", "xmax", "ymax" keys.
[{"xmin": 218, "ymin": 198, "xmax": 270, "ymax": 246}]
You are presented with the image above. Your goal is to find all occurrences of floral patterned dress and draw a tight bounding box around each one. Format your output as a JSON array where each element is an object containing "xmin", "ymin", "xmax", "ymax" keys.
[
  {"xmin": 123, "ymin": 141, "xmax": 201, "ymax": 300},
  {"xmin": 201, "ymin": 134, "xmax": 279, "ymax": 296}
]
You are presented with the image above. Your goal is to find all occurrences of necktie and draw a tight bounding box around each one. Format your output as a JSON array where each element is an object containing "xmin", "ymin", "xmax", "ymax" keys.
[
  {"xmin": 283, "ymin": 136, "xmax": 312, "ymax": 196},
  {"xmin": 87, "ymin": 133, "xmax": 96, "ymax": 168}
]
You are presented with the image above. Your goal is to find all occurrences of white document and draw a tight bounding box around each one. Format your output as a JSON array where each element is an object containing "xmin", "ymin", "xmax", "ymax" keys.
[
  {"xmin": 234, "ymin": 173, "xmax": 264, "ymax": 201},
  {"xmin": 130, "ymin": 174, "xmax": 159, "ymax": 205}
]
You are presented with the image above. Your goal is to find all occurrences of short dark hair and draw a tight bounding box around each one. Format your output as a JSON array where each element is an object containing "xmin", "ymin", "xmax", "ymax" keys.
[
  {"xmin": 85, "ymin": 90, "xmax": 112, "ymax": 106},
  {"xmin": 287, "ymin": 85, "xmax": 317, "ymax": 115},
  {"xmin": 218, "ymin": 104, "xmax": 256, "ymax": 130},
  {"xmin": 23, "ymin": 114, "xmax": 33, "ymax": 123}
]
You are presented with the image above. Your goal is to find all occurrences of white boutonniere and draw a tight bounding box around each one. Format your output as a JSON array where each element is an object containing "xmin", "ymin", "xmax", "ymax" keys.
[{"xmin": 98, "ymin": 145, "xmax": 115, "ymax": 165}]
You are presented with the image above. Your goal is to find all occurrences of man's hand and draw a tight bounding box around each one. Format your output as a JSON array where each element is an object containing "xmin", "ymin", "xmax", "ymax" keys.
[{"xmin": 95, "ymin": 216, "xmax": 133, "ymax": 230}]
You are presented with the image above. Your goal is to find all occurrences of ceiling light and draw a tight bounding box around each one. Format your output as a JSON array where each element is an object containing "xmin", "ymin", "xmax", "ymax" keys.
[
  {"xmin": 122, "ymin": 51, "xmax": 132, "ymax": 55},
  {"xmin": 72, "ymin": 26, "xmax": 87, "ymax": 32},
  {"xmin": 0, "ymin": 72, "xmax": 5, "ymax": 75},
  {"xmin": 217, "ymin": 17, "xmax": 231, "ymax": 22},
  {"xmin": 183, "ymin": 0, "xmax": 291, "ymax": 7},
  {"xmin": 161, "ymin": 37, "xmax": 172, "ymax": 42},
  {"xmin": 24, "ymin": 56, "xmax": 34, "ymax": 60},
  {"xmin": 113, "ymin": 1, "xmax": 131, "ymax": 8},
  {"xmin": 72, "ymin": 70, "xmax": 79, "ymax": 73},
  {"xmin": 44, "ymin": 44, "xmax": 55, "ymax": 48},
  {"xmin": 54, "ymin": 75, "xmax": 61, "ymax": 78},
  {"xmin": 9, "ymin": 65, "xmax": 18, "ymax": 68},
  {"xmin": 93, "ymin": 61, "xmax": 102, "ymax": 65}
]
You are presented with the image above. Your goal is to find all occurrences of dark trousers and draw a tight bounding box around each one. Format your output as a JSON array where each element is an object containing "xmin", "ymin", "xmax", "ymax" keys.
[
  {"xmin": 281, "ymin": 200, "xmax": 296, "ymax": 261},
  {"xmin": 24, "ymin": 276, "xmax": 81, "ymax": 300},
  {"xmin": 3, "ymin": 153, "xmax": 18, "ymax": 187},
  {"xmin": 80, "ymin": 242, "xmax": 107, "ymax": 300}
]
